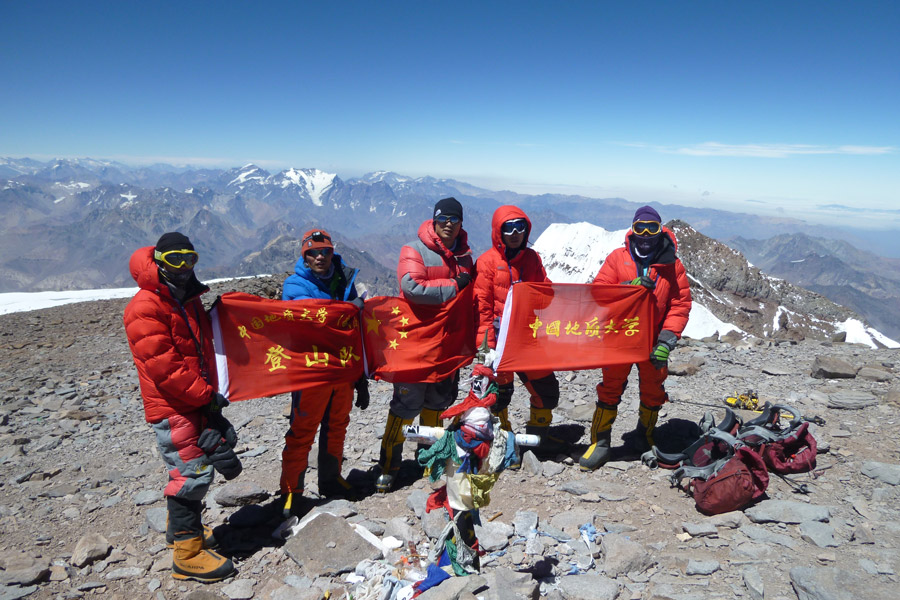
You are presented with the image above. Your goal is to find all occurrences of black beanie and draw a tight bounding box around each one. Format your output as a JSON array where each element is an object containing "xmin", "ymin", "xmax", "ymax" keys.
[
  {"xmin": 155, "ymin": 232, "xmax": 194, "ymax": 253},
  {"xmin": 433, "ymin": 197, "xmax": 463, "ymax": 220}
]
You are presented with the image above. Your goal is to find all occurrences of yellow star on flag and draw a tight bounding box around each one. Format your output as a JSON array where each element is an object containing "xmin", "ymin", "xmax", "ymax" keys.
[
  {"xmin": 400, "ymin": 316, "xmax": 410, "ymax": 326},
  {"xmin": 399, "ymin": 330, "xmax": 408, "ymax": 339},
  {"xmin": 365, "ymin": 315, "xmax": 381, "ymax": 334},
  {"xmin": 391, "ymin": 306, "xmax": 401, "ymax": 315},
  {"xmin": 388, "ymin": 339, "xmax": 399, "ymax": 349}
]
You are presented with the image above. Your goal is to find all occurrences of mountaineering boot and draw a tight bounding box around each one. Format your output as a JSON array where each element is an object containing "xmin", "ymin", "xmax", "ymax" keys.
[
  {"xmin": 621, "ymin": 403, "xmax": 660, "ymax": 455},
  {"xmin": 168, "ymin": 496, "xmax": 234, "ymax": 583},
  {"xmin": 318, "ymin": 453, "xmax": 359, "ymax": 500},
  {"xmin": 417, "ymin": 408, "xmax": 443, "ymax": 477},
  {"xmin": 376, "ymin": 411, "xmax": 414, "ymax": 493},
  {"xmin": 525, "ymin": 407, "xmax": 570, "ymax": 458},
  {"xmin": 492, "ymin": 407, "xmax": 512, "ymax": 431},
  {"xmin": 579, "ymin": 403, "xmax": 618, "ymax": 471},
  {"xmin": 166, "ymin": 519, "xmax": 217, "ymax": 549},
  {"xmin": 172, "ymin": 536, "xmax": 235, "ymax": 583}
]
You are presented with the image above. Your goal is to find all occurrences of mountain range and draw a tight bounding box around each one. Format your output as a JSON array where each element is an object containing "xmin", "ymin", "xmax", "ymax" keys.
[{"xmin": 2, "ymin": 157, "xmax": 898, "ymax": 341}]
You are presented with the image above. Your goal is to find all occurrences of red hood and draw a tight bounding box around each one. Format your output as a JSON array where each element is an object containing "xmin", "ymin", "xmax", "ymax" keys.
[
  {"xmin": 490, "ymin": 205, "xmax": 531, "ymax": 251},
  {"xmin": 417, "ymin": 219, "xmax": 471, "ymax": 258},
  {"xmin": 130, "ymin": 246, "xmax": 165, "ymax": 293}
]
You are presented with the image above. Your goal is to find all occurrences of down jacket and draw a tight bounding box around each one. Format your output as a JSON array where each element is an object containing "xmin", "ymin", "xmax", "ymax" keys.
[
  {"xmin": 282, "ymin": 253, "xmax": 359, "ymax": 301},
  {"xmin": 593, "ymin": 227, "xmax": 692, "ymax": 338},
  {"xmin": 474, "ymin": 205, "xmax": 549, "ymax": 347},
  {"xmin": 398, "ymin": 220, "xmax": 474, "ymax": 305},
  {"xmin": 124, "ymin": 247, "xmax": 217, "ymax": 423}
]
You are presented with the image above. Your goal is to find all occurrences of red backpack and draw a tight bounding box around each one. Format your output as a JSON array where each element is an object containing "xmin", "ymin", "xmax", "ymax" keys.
[
  {"xmin": 737, "ymin": 403, "xmax": 817, "ymax": 475},
  {"xmin": 669, "ymin": 430, "xmax": 770, "ymax": 515}
]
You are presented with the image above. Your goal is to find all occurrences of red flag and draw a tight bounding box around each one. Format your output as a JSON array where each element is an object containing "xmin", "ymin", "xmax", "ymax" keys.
[
  {"xmin": 362, "ymin": 286, "xmax": 476, "ymax": 383},
  {"xmin": 211, "ymin": 292, "xmax": 363, "ymax": 402},
  {"xmin": 495, "ymin": 283, "xmax": 654, "ymax": 373}
]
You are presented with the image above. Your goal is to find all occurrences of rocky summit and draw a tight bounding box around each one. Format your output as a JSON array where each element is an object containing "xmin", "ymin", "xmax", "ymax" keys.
[{"xmin": 0, "ymin": 275, "xmax": 898, "ymax": 600}]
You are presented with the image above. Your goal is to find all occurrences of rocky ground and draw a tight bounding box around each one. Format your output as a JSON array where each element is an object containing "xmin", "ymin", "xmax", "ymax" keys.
[{"xmin": 1, "ymin": 276, "xmax": 899, "ymax": 600}]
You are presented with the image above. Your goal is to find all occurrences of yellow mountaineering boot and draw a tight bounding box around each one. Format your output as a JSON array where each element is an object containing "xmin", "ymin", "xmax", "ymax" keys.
[
  {"xmin": 166, "ymin": 520, "xmax": 217, "ymax": 549},
  {"xmin": 579, "ymin": 404, "xmax": 617, "ymax": 471},
  {"xmin": 525, "ymin": 407, "xmax": 570, "ymax": 458},
  {"xmin": 492, "ymin": 407, "xmax": 512, "ymax": 431},
  {"xmin": 376, "ymin": 411, "xmax": 414, "ymax": 493},
  {"xmin": 172, "ymin": 536, "xmax": 235, "ymax": 583},
  {"xmin": 417, "ymin": 408, "xmax": 443, "ymax": 478},
  {"xmin": 635, "ymin": 403, "xmax": 660, "ymax": 451}
]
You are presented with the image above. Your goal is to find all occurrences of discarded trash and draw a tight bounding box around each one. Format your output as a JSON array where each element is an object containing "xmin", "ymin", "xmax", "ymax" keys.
[{"xmin": 272, "ymin": 515, "xmax": 301, "ymax": 540}]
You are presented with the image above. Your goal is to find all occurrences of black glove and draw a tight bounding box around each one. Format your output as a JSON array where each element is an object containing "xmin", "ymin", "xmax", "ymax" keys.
[
  {"xmin": 454, "ymin": 272, "xmax": 472, "ymax": 291},
  {"xmin": 350, "ymin": 297, "xmax": 365, "ymax": 310},
  {"xmin": 650, "ymin": 329, "xmax": 678, "ymax": 369},
  {"xmin": 209, "ymin": 392, "xmax": 230, "ymax": 412},
  {"xmin": 197, "ymin": 427, "xmax": 243, "ymax": 480},
  {"xmin": 207, "ymin": 411, "xmax": 238, "ymax": 449},
  {"xmin": 354, "ymin": 376, "xmax": 370, "ymax": 410},
  {"xmin": 625, "ymin": 275, "xmax": 656, "ymax": 289}
]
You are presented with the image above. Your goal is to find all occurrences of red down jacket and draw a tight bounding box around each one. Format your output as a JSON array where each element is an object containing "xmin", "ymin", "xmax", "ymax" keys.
[
  {"xmin": 593, "ymin": 226, "xmax": 692, "ymax": 338},
  {"xmin": 398, "ymin": 219, "xmax": 474, "ymax": 305},
  {"xmin": 124, "ymin": 246, "xmax": 217, "ymax": 423},
  {"xmin": 474, "ymin": 205, "xmax": 550, "ymax": 347}
]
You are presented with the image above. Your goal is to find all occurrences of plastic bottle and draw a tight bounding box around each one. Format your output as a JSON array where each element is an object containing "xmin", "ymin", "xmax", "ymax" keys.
[{"xmin": 403, "ymin": 425, "xmax": 539, "ymax": 447}]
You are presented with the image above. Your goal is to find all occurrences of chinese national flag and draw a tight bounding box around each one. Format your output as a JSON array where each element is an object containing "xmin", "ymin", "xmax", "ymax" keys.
[
  {"xmin": 362, "ymin": 286, "xmax": 476, "ymax": 383},
  {"xmin": 210, "ymin": 292, "xmax": 364, "ymax": 402},
  {"xmin": 494, "ymin": 283, "xmax": 655, "ymax": 373}
]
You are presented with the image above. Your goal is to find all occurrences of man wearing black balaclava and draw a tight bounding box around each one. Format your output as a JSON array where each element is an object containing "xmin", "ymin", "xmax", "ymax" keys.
[
  {"xmin": 580, "ymin": 206, "xmax": 693, "ymax": 471},
  {"xmin": 124, "ymin": 232, "xmax": 239, "ymax": 582}
]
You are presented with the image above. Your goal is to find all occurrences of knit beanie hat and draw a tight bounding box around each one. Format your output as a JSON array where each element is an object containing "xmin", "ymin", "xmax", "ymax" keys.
[
  {"xmin": 433, "ymin": 197, "xmax": 463, "ymax": 220},
  {"xmin": 155, "ymin": 232, "xmax": 194, "ymax": 253},
  {"xmin": 633, "ymin": 205, "xmax": 661, "ymax": 224}
]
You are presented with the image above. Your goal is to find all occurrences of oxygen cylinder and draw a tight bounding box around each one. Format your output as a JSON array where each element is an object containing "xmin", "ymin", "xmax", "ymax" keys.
[{"xmin": 403, "ymin": 425, "xmax": 540, "ymax": 447}]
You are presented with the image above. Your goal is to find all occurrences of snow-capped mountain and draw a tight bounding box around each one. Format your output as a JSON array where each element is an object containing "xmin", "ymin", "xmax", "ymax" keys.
[
  {"xmin": 2, "ymin": 156, "xmax": 898, "ymax": 346},
  {"xmin": 532, "ymin": 221, "xmax": 899, "ymax": 349}
]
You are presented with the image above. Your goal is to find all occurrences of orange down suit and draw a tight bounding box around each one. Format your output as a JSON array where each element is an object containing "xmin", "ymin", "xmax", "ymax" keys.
[
  {"xmin": 592, "ymin": 226, "xmax": 692, "ymax": 408},
  {"xmin": 474, "ymin": 205, "xmax": 558, "ymax": 411}
]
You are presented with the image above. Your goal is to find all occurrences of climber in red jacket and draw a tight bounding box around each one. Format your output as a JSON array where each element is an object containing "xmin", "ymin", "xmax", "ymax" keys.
[{"xmin": 580, "ymin": 206, "xmax": 692, "ymax": 471}]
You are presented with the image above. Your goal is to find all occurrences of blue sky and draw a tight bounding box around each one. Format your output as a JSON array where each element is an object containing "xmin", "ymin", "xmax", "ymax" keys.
[{"xmin": 2, "ymin": 1, "xmax": 897, "ymax": 228}]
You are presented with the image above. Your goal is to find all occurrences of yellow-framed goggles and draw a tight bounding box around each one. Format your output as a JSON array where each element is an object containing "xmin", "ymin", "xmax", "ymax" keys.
[
  {"xmin": 632, "ymin": 220, "xmax": 662, "ymax": 237},
  {"xmin": 154, "ymin": 249, "xmax": 199, "ymax": 269}
]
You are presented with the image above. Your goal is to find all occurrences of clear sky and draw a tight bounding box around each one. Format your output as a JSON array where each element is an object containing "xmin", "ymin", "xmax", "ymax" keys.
[{"xmin": 2, "ymin": 1, "xmax": 897, "ymax": 228}]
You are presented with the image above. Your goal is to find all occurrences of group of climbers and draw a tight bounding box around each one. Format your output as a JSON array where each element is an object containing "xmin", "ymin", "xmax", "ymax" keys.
[{"xmin": 123, "ymin": 198, "xmax": 691, "ymax": 583}]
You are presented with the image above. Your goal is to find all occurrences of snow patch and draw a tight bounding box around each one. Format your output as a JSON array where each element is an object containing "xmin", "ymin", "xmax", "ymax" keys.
[
  {"xmin": 683, "ymin": 303, "xmax": 743, "ymax": 340},
  {"xmin": 836, "ymin": 318, "xmax": 900, "ymax": 349}
]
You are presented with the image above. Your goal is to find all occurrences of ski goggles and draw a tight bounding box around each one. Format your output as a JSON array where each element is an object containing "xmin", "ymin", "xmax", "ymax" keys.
[
  {"xmin": 305, "ymin": 248, "xmax": 333, "ymax": 258},
  {"xmin": 501, "ymin": 219, "xmax": 527, "ymax": 235},
  {"xmin": 435, "ymin": 215, "xmax": 461, "ymax": 225},
  {"xmin": 632, "ymin": 220, "xmax": 662, "ymax": 237},
  {"xmin": 154, "ymin": 249, "xmax": 199, "ymax": 269}
]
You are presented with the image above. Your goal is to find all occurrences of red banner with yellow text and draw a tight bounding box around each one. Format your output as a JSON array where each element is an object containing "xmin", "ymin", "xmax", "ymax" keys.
[
  {"xmin": 362, "ymin": 286, "xmax": 476, "ymax": 383},
  {"xmin": 494, "ymin": 283, "xmax": 655, "ymax": 373},
  {"xmin": 210, "ymin": 293, "xmax": 364, "ymax": 402}
]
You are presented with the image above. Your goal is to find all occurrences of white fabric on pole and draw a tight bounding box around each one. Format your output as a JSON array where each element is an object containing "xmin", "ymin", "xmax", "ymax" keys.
[{"xmin": 209, "ymin": 304, "xmax": 230, "ymax": 398}]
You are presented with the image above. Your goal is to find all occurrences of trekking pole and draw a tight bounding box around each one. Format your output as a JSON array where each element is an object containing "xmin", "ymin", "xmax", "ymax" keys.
[{"xmin": 773, "ymin": 472, "xmax": 811, "ymax": 494}]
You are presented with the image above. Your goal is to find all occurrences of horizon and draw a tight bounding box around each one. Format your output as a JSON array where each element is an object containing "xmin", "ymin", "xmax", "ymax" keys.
[{"xmin": 2, "ymin": 2, "xmax": 898, "ymax": 230}]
